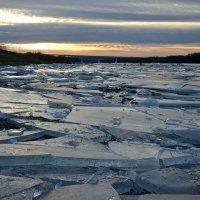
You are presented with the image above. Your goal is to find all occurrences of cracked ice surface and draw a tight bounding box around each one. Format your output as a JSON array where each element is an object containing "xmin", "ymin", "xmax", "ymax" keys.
[{"xmin": 0, "ymin": 63, "xmax": 200, "ymax": 199}]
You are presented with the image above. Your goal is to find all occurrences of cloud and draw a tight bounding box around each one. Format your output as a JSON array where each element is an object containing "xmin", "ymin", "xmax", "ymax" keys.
[
  {"xmin": 1, "ymin": 8, "xmax": 200, "ymax": 28},
  {"xmin": 0, "ymin": 23, "xmax": 200, "ymax": 44},
  {"xmin": 1, "ymin": 0, "xmax": 200, "ymax": 21},
  {"xmin": 0, "ymin": 0, "xmax": 199, "ymax": 56}
]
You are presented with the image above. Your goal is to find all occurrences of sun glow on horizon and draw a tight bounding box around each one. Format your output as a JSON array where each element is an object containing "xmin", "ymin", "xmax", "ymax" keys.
[
  {"xmin": 9, "ymin": 43, "xmax": 103, "ymax": 52},
  {"xmin": 4, "ymin": 43, "xmax": 200, "ymax": 57}
]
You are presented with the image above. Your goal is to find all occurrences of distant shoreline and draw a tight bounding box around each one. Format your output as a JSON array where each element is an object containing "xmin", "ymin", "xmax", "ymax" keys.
[{"xmin": 0, "ymin": 48, "xmax": 200, "ymax": 65}]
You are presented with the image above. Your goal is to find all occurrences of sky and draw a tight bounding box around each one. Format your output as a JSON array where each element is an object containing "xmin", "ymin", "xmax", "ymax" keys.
[{"xmin": 0, "ymin": 0, "xmax": 200, "ymax": 57}]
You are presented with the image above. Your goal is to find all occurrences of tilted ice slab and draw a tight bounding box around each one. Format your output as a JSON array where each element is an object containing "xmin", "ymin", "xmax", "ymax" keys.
[
  {"xmin": 43, "ymin": 183, "xmax": 120, "ymax": 200},
  {"xmin": 0, "ymin": 175, "xmax": 53, "ymax": 199},
  {"xmin": 0, "ymin": 88, "xmax": 46, "ymax": 105},
  {"xmin": 0, "ymin": 140, "xmax": 198, "ymax": 169},
  {"xmin": 116, "ymin": 78, "xmax": 200, "ymax": 95},
  {"xmin": 136, "ymin": 168, "xmax": 200, "ymax": 194},
  {"xmin": 0, "ymin": 143, "xmax": 136, "ymax": 168},
  {"xmin": 0, "ymin": 75, "xmax": 37, "ymax": 83},
  {"xmin": 109, "ymin": 142, "xmax": 199, "ymax": 169},
  {"xmin": 66, "ymin": 106, "xmax": 200, "ymax": 140},
  {"xmin": 11, "ymin": 120, "xmax": 111, "ymax": 143},
  {"xmin": 0, "ymin": 129, "xmax": 65, "ymax": 144},
  {"xmin": 22, "ymin": 136, "xmax": 109, "ymax": 152},
  {"xmin": 136, "ymin": 97, "xmax": 200, "ymax": 109},
  {"xmin": 121, "ymin": 195, "xmax": 200, "ymax": 200},
  {"xmin": 66, "ymin": 106, "xmax": 166, "ymax": 133},
  {"xmin": 135, "ymin": 107, "xmax": 200, "ymax": 123},
  {"xmin": 132, "ymin": 107, "xmax": 200, "ymax": 144},
  {"xmin": 38, "ymin": 87, "xmax": 103, "ymax": 96},
  {"xmin": 46, "ymin": 95, "xmax": 112, "ymax": 108},
  {"xmin": 137, "ymin": 83, "xmax": 200, "ymax": 95}
]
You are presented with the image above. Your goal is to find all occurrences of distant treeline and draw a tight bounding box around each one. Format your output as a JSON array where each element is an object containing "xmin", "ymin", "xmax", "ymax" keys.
[
  {"xmin": 0, "ymin": 46, "xmax": 200, "ymax": 65},
  {"xmin": 78, "ymin": 53, "xmax": 200, "ymax": 64},
  {"xmin": 0, "ymin": 47, "xmax": 79, "ymax": 65}
]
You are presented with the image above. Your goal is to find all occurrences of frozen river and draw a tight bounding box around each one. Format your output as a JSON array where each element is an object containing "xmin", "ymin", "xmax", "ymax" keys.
[{"xmin": 0, "ymin": 63, "xmax": 200, "ymax": 199}]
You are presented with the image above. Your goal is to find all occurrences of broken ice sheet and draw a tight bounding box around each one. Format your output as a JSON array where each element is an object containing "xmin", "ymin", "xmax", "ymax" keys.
[
  {"xmin": 0, "ymin": 143, "xmax": 137, "ymax": 168},
  {"xmin": 0, "ymin": 175, "xmax": 53, "ymax": 199},
  {"xmin": 0, "ymin": 63, "xmax": 199, "ymax": 199},
  {"xmin": 0, "ymin": 87, "xmax": 46, "ymax": 105},
  {"xmin": 109, "ymin": 141, "xmax": 199, "ymax": 169},
  {"xmin": 66, "ymin": 106, "xmax": 166, "ymax": 133},
  {"xmin": 136, "ymin": 167, "xmax": 200, "ymax": 194},
  {"xmin": 120, "ymin": 195, "xmax": 200, "ymax": 200},
  {"xmin": 13, "ymin": 121, "xmax": 112, "ymax": 143},
  {"xmin": 43, "ymin": 183, "xmax": 121, "ymax": 200}
]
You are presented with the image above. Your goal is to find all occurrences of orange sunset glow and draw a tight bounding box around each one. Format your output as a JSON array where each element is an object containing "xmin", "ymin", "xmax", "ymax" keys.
[
  {"xmin": 0, "ymin": 1, "xmax": 200, "ymax": 56},
  {"xmin": 4, "ymin": 43, "xmax": 200, "ymax": 57}
]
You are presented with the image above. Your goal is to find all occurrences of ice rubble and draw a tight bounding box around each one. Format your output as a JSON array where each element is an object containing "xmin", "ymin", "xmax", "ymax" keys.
[
  {"xmin": 0, "ymin": 175, "xmax": 53, "ymax": 199},
  {"xmin": 43, "ymin": 183, "xmax": 121, "ymax": 200},
  {"xmin": 0, "ymin": 63, "xmax": 200, "ymax": 199},
  {"xmin": 121, "ymin": 195, "xmax": 200, "ymax": 200},
  {"xmin": 136, "ymin": 168, "xmax": 200, "ymax": 194}
]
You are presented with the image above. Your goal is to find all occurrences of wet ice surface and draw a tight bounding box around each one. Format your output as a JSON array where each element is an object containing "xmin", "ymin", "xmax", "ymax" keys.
[{"xmin": 0, "ymin": 63, "xmax": 200, "ymax": 199}]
